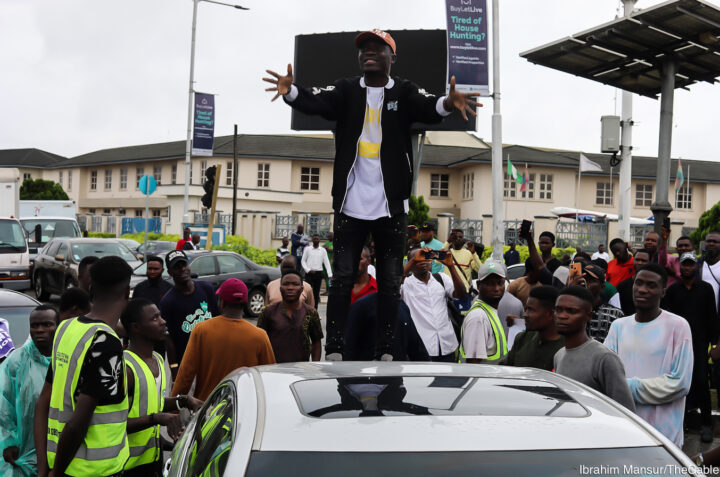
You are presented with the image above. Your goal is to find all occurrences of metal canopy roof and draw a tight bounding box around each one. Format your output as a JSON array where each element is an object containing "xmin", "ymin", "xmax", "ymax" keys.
[{"xmin": 520, "ymin": 0, "xmax": 720, "ymax": 98}]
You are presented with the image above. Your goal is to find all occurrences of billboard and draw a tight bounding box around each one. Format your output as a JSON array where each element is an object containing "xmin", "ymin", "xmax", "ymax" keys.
[{"xmin": 291, "ymin": 30, "xmax": 477, "ymax": 132}]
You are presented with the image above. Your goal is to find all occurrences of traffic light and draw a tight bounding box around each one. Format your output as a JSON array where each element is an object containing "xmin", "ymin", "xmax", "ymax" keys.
[{"xmin": 201, "ymin": 165, "xmax": 216, "ymax": 208}]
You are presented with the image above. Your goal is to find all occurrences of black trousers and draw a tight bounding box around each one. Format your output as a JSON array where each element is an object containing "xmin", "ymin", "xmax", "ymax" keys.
[
  {"xmin": 326, "ymin": 212, "xmax": 407, "ymax": 358},
  {"xmin": 306, "ymin": 270, "xmax": 324, "ymax": 310}
]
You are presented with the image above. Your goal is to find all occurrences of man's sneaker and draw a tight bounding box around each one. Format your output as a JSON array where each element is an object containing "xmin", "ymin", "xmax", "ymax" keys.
[
  {"xmin": 380, "ymin": 354, "xmax": 393, "ymax": 361},
  {"xmin": 701, "ymin": 425, "xmax": 713, "ymax": 443},
  {"xmin": 326, "ymin": 353, "xmax": 343, "ymax": 361}
]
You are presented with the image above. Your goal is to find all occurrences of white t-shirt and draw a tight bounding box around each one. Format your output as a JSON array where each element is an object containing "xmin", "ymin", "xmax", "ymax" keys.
[
  {"xmin": 702, "ymin": 260, "xmax": 720, "ymax": 312},
  {"xmin": 400, "ymin": 273, "xmax": 458, "ymax": 357},
  {"xmin": 592, "ymin": 251, "xmax": 610, "ymax": 262},
  {"xmin": 461, "ymin": 303, "xmax": 499, "ymax": 361}
]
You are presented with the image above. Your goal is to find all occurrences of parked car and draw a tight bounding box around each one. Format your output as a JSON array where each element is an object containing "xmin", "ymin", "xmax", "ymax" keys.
[
  {"xmin": 118, "ymin": 238, "xmax": 141, "ymax": 251},
  {"xmin": 0, "ymin": 289, "xmax": 40, "ymax": 345},
  {"xmin": 164, "ymin": 362, "xmax": 695, "ymax": 476},
  {"xmin": 33, "ymin": 238, "xmax": 143, "ymax": 300},
  {"xmin": 131, "ymin": 250, "xmax": 280, "ymax": 317},
  {"xmin": 136, "ymin": 240, "xmax": 176, "ymax": 256},
  {"xmin": 506, "ymin": 263, "xmax": 525, "ymax": 282}
]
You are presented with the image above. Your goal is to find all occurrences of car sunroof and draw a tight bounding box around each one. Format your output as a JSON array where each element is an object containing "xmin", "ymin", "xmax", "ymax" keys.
[{"xmin": 292, "ymin": 376, "xmax": 588, "ymax": 419}]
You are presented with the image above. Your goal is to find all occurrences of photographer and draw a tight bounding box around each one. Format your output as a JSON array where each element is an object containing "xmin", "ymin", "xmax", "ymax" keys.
[{"xmin": 442, "ymin": 229, "xmax": 482, "ymax": 292}]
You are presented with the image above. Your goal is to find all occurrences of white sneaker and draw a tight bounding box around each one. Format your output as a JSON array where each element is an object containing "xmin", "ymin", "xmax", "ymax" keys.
[{"xmin": 326, "ymin": 353, "xmax": 343, "ymax": 361}]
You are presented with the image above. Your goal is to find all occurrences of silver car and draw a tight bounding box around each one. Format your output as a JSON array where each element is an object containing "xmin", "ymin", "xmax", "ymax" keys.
[{"xmin": 165, "ymin": 362, "xmax": 697, "ymax": 476}]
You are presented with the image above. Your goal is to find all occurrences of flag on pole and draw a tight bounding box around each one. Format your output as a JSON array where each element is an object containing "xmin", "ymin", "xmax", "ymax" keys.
[
  {"xmin": 675, "ymin": 159, "xmax": 685, "ymax": 190},
  {"xmin": 520, "ymin": 163, "xmax": 529, "ymax": 193},
  {"xmin": 507, "ymin": 157, "xmax": 523, "ymax": 184},
  {"xmin": 579, "ymin": 153, "xmax": 603, "ymax": 172}
]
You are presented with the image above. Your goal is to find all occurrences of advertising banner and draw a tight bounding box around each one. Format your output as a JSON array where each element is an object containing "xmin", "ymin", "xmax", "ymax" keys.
[
  {"xmin": 192, "ymin": 92, "xmax": 215, "ymax": 156},
  {"xmin": 445, "ymin": 0, "xmax": 489, "ymax": 95}
]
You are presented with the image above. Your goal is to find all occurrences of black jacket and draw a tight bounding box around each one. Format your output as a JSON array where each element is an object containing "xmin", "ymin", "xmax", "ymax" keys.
[{"xmin": 286, "ymin": 76, "xmax": 446, "ymax": 215}]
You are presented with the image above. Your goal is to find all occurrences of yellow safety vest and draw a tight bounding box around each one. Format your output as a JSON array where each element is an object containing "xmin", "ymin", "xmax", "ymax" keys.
[
  {"xmin": 123, "ymin": 349, "xmax": 168, "ymax": 470},
  {"xmin": 188, "ymin": 398, "xmax": 233, "ymax": 476},
  {"xmin": 459, "ymin": 300, "xmax": 508, "ymax": 362},
  {"xmin": 47, "ymin": 317, "xmax": 129, "ymax": 476}
]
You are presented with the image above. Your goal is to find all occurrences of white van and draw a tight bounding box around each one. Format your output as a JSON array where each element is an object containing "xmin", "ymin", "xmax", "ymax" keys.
[{"xmin": 0, "ymin": 217, "xmax": 30, "ymax": 290}]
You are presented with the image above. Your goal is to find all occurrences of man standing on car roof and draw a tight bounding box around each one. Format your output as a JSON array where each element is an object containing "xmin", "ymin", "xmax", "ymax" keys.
[{"xmin": 264, "ymin": 29, "xmax": 480, "ymax": 360}]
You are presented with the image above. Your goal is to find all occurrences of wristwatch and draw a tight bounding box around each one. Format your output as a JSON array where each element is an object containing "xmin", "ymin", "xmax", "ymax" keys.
[{"xmin": 696, "ymin": 453, "xmax": 704, "ymax": 466}]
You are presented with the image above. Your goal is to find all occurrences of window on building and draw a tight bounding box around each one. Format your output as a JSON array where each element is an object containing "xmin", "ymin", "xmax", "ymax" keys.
[
  {"xmin": 201, "ymin": 161, "xmax": 208, "ymax": 184},
  {"xmin": 504, "ymin": 175, "xmax": 517, "ymax": 198},
  {"xmin": 23, "ymin": 173, "xmax": 31, "ymax": 181},
  {"xmin": 136, "ymin": 167, "xmax": 144, "ymax": 190},
  {"xmin": 430, "ymin": 173, "xmax": 449, "ymax": 197},
  {"xmin": 135, "ymin": 209, "xmax": 143, "ymax": 217},
  {"xmin": 300, "ymin": 167, "xmax": 320, "ymax": 191},
  {"xmin": 67, "ymin": 171, "xmax": 72, "ymax": 191},
  {"xmin": 103, "ymin": 208, "xmax": 111, "ymax": 215},
  {"xmin": 88, "ymin": 208, "xmax": 96, "ymax": 215},
  {"xmin": 521, "ymin": 173, "xmax": 535, "ymax": 199},
  {"xmin": 90, "ymin": 170, "xmax": 97, "ymax": 191},
  {"xmin": 172, "ymin": 165, "xmax": 177, "ymax": 185},
  {"xmin": 104, "ymin": 169, "xmax": 112, "ymax": 190},
  {"xmin": 635, "ymin": 184, "xmax": 653, "ymax": 207},
  {"xmin": 596, "ymin": 182, "xmax": 613, "ymax": 205},
  {"xmin": 152, "ymin": 209, "xmax": 162, "ymax": 217},
  {"xmin": 154, "ymin": 165, "xmax": 162, "ymax": 185},
  {"xmin": 226, "ymin": 161, "xmax": 234, "ymax": 186},
  {"xmin": 118, "ymin": 209, "xmax": 126, "ymax": 216},
  {"xmin": 462, "ymin": 172, "xmax": 474, "ymax": 200},
  {"xmin": 538, "ymin": 173, "xmax": 553, "ymax": 200},
  {"xmin": 677, "ymin": 186, "xmax": 693, "ymax": 210},
  {"xmin": 258, "ymin": 163, "xmax": 270, "ymax": 188},
  {"xmin": 59, "ymin": 171, "xmax": 64, "ymax": 189},
  {"xmin": 120, "ymin": 168, "xmax": 128, "ymax": 190}
]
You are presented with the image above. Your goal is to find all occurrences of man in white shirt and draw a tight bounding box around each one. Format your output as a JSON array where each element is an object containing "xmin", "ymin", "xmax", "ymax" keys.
[
  {"xmin": 276, "ymin": 236, "xmax": 290, "ymax": 266},
  {"xmin": 302, "ymin": 234, "xmax": 333, "ymax": 308},
  {"xmin": 591, "ymin": 244, "xmax": 610, "ymax": 263},
  {"xmin": 461, "ymin": 261, "xmax": 509, "ymax": 363},
  {"xmin": 401, "ymin": 248, "xmax": 467, "ymax": 361}
]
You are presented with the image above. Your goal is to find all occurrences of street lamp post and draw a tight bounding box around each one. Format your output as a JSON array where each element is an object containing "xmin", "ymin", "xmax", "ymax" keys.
[{"xmin": 182, "ymin": 0, "xmax": 248, "ymax": 225}]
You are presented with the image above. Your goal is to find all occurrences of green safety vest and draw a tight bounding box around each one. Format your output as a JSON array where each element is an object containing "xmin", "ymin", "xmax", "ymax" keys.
[
  {"xmin": 47, "ymin": 317, "xmax": 129, "ymax": 476},
  {"xmin": 459, "ymin": 300, "xmax": 508, "ymax": 362},
  {"xmin": 123, "ymin": 349, "xmax": 168, "ymax": 470}
]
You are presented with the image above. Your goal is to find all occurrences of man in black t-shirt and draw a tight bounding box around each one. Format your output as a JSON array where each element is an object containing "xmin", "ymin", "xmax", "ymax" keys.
[
  {"xmin": 35, "ymin": 256, "xmax": 133, "ymax": 477},
  {"xmin": 133, "ymin": 255, "xmax": 173, "ymax": 356},
  {"xmin": 159, "ymin": 250, "xmax": 219, "ymax": 376},
  {"xmin": 538, "ymin": 231, "xmax": 561, "ymax": 273}
]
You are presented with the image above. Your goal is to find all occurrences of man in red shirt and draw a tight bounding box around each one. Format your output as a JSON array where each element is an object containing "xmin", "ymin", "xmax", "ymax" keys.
[
  {"xmin": 607, "ymin": 238, "xmax": 634, "ymax": 287},
  {"xmin": 175, "ymin": 227, "xmax": 191, "ymax": 250},
  {"xmin": 352, "ymin": 247, "xmax": 377, "ymax": 304}
]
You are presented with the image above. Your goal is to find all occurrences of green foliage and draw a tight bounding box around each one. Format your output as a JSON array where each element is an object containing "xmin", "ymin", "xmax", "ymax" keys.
[
  {"xmin": 19, "ymin": 178, "xmax": 69, "ymax": 200},
  {"xmin": 408, "ymin": 194, "xmax": 430, "ymax": 227},
  {"xmin": 121, "ymin": 232, "xmax": 180, "ymax": 243},
  {"xmin": 691, "ymin": 202, "xmax": 720, "ymax": 247},
  {"xmin": 88, "ymin": 232, "xmax": 116, "ymax": 238},
  {"xmin": 480, "ymin": 245, "xmax": 576, "ymax": 264}
]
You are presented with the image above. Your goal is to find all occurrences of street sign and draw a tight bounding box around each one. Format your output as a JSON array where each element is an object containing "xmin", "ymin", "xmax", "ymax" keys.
[{"xmin": 138, "ymin": 175, "xmax": 157, "ymax": 195}]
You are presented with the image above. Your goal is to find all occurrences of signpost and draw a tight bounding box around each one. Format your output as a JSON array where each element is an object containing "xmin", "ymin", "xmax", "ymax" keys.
[{"xmin": 138, "ymin": 174, "xmax": 157, "ymax": 262}]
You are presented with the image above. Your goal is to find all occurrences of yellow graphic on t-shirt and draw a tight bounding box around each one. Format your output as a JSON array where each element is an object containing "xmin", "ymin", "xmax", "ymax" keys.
[
  {"xmin": 365, "ymin": 106, "xmax": 380, "ymax": 125},
  {"xmin": 359, "ymin": 106, "xmax": 381, "ymax": 159},
  {"xmin": 358, "ymin": 141, "xmax": 380, "ymax": 158}
]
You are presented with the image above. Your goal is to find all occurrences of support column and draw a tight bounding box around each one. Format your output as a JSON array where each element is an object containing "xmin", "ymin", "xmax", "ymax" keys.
[
  {"xmin": 651, "ymin": 59, "xmax": 676, "ymax": 233},
  {"xmin": 490, "ymin": 0, "xmax": 504, "ymax": 261},
  {"xmin": 618, "ymin": 0, "xmax": 636, "ymax": 242}
]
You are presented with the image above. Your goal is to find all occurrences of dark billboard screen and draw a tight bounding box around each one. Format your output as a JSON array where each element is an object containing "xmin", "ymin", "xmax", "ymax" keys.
[{"xmin": 291, "ymin": 30, "xmax": 477, "ymax": 132}]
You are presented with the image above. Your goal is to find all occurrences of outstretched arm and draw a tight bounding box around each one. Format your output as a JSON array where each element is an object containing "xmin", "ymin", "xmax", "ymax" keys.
[
  {"xmin": 263, "ymin": 64, "xmax": 342, "ymax": 120},
  {"xmin": 263, "ymin": 63, "xmax": 294, "ymax": 101},
  {"xmin": 442, "ymin": 76, "xmax": 483, "ymax": 121}
]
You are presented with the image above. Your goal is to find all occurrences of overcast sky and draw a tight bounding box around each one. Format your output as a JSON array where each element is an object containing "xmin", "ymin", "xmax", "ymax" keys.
[{"xmin": 2, "ymin": 0, "xmax": 719, "ymax": 163}]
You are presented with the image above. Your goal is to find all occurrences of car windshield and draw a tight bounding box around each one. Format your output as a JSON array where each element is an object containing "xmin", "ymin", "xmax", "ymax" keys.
[
  {"xmin": 21, "ymin": 219, "xmax": 81, "ymax": 245},
  {"xmin": 133, "ymin": 261, "xmax": 170, "ymax": 278},
  {"xmin": 0, "ymin": 220, "xmax": 27, "ymax": 253},
  {"xmin": 0, "ymin": 306, "xmax": 35, "ymax": 345},
  {"xmin": 245, "ymin": 448, "xmax": 687, "ymax": 476},
  {"xmin": 71, "ymin": 242, "xmax": 137, "ymax": 262}
]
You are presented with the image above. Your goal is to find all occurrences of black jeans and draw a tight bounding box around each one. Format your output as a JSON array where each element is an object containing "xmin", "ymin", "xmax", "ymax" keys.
[
  {"xmin": 306, "ymin": 270, "xmax": 324, "ymax": 309},
  {"xmin": 326, "ymin": 212, "xmax": 407, "ymax": 357}
]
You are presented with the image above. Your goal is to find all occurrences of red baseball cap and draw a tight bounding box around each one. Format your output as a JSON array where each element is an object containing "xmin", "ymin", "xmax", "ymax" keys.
[
  {"xmin": 216, "ymin": 278, "xmax": 248, "ymax": 305},
  {"xmin": 354, "ymin": 29, "xmax": 396, "ymax": 54}
]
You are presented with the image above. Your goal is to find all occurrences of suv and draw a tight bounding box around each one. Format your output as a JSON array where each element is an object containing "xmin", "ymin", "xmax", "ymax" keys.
[
  {"xmin": 131, "ymin": 250, "xmax": 280, "ymax": 317},
  {"xmin": 34, "ymin": 238, "xmax": 142, "ymax": 300}
]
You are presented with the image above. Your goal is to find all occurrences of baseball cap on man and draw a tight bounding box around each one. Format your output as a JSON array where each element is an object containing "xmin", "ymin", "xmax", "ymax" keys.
[
  {"xmin": 216, "ymin": 278, "xmax": 248, "ymax": 304},
  {"xmin": 165, "ymin": 250, "xmax": 188, "ymax": 270},
  {"xmin": 420, "ymin": 221, "xmax": 436, "ymax": 232},
  {"xmin": 680, "ymin": 252, "xmax": 698, "ymax": 263},
  {"xmin": 478, "ymin": 260, "xmax": 506, "ymax": 282},
  {"xmin": 354, "ymin": 29, "xmax": 397, "ymax": 54}
]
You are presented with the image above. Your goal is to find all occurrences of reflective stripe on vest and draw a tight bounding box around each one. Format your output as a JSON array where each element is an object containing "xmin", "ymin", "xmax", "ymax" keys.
[
  {"xmin": 47, "ymin": 318, "xmax": 129, "ymax": 476},
  {"xmin": 459, "ymin": 300, "xmax": 508, "ymax": 362},
  {"xmin": 123, "ymin": 350, "xmax": 167, "ymax": 470}
]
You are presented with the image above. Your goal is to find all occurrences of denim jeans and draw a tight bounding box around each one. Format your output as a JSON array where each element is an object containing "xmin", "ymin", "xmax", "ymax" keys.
[{"xmin": 326, "ymin": 212, "xmax": 407, "ymax": 357}]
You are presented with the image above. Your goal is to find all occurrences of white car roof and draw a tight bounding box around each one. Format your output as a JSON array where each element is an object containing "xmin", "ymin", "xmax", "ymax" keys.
[{"xmin": 229, "ymin": 362, "xmax": 664, "ymax": 453}]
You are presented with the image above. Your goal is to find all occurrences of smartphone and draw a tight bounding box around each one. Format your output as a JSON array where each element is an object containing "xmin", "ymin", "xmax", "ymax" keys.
[
  {"xmin": 520, "ymin": 219, "xmax": 532, "ymax": 236},
  {"xmin": 570, "ymin": 262, "xmax": 582, "ymax": 278},
  {"xmin": 423, "ymin": 250, "xmax": 436, "ymax": 260},
  {"xmin": 435, "ymin": 250, "xmax": 448, "ymax": 261},
  {"xmin": 663, "ymin": 216, "xmax": 671, "ymax": 230}
]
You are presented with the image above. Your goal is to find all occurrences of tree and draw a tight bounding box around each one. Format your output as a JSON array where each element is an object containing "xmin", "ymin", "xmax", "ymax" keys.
[
  {"xmin": 19, "ymin": 178, "xmax": 69, "ymax": 200},
  {"xmin": 408, "ymin": 194, "xmax": 430, "ymax": 227},
  {"xmin": 690, "ymin": 201, "xmax": 720, "ymax": 249}
]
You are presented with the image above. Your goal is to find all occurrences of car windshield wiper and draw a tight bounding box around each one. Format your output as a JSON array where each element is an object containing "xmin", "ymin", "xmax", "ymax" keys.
[{"xmin": 0, "ymin": 242, "xmax": 25, "ymax": 252}]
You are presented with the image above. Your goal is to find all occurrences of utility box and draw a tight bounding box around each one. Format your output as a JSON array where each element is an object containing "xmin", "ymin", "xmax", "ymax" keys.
[{"xmin": 601, "ymin": 115, "xmax": 621, "ymax": 153}]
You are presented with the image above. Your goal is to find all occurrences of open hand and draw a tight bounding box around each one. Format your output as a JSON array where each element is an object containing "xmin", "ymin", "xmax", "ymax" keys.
[
  {"xmin": 443, "ymin": 76, "xmax": 482, "ymax": 121},
  {"xmin": 263, "ymin": 64, "xmax": 294, "ymax": 101}
]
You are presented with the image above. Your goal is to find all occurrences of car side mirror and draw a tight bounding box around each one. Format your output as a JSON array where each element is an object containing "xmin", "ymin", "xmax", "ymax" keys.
[
  {"xmin": 55, "ymin": 254, "xmax": 65, "ymax": 262},
  {"xmin": 34, "ymin": 224, "xmax": 42, "ymax": 244}
]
